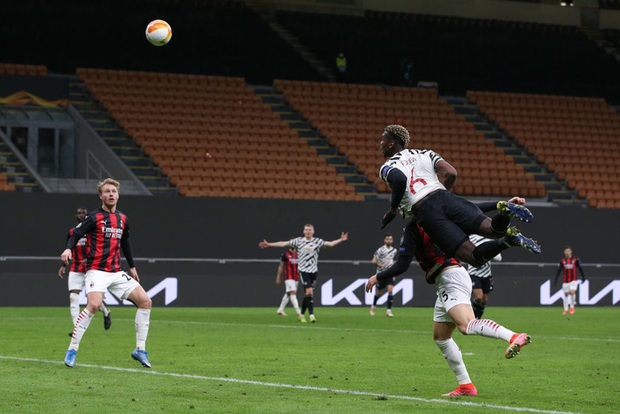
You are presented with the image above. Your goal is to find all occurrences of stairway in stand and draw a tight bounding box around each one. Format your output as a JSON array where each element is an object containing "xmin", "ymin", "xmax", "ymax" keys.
[
  {"xmin": 452, "ymin": 95, "xmax": 585, "ymax": 206},
  {"xmin": 244, "ymin": 0, "xmax": 336, "ymax": 82},
  {"xmin": 255, "ymin": 84, "xmax": 377, "ymax": 200},
  {"xmin": 69, "ymin": 78, "xmax": 178, "ymax": 195},
  {"xmin": 0, "ymin": 139, "xmax": 39, "ymax": 192}
]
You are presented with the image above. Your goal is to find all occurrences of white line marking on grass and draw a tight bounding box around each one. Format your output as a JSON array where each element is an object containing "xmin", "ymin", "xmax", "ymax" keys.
[{"xmin": 0, "ymin": 355, "xmax": 582, "ymax": 414}]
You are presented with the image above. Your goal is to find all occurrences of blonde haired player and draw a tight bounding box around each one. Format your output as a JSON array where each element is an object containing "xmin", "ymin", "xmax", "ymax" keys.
[{"xmin": 61, "ymin": 178, "xmax": 153, "ymax": 368}]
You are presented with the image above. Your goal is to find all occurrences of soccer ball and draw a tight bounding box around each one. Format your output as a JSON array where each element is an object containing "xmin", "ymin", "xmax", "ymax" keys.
[{"xmin": 145, "ymin": 20, "xmax": 172, "ymax": 46}]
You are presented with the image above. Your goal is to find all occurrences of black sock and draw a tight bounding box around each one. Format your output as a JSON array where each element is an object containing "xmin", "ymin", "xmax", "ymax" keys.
[
  {"xmin": 387, "ymin": 294, "xmax": 393, "ymax": 310},
  {"xmin": 491, "ymin": 213, "xmax": 510, "ymax": 234},
  {"xmin": 307, "ymin": 295, "xmax": 314, "ymax": 315},
  {"xmin": 373, "ymin": 295, "xmax": 379, "ymax": 306},
  {"xmin": 471, "ymin": 240, "xmax": 508, "ymax": 266},
  {"xmin": 301, "ymin": 296, "xmax": 308, "ymax": 314},
  {"xmin": 471, "ymin": 299, "xmax": 486, "ymax": 319}
]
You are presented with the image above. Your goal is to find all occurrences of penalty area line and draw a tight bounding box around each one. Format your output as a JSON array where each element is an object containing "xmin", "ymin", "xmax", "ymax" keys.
[{"xmin": 0, "ymin": 355, "xmax": 581, "ymax": 414}]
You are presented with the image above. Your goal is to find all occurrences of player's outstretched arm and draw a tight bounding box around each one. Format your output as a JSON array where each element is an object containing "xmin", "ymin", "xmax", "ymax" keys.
[
  {"xmin": 259, "ymin": 240, "xmax": 290, "ymax": 249},
  {"xmin": 325, "ymin": 232, "xmax": 348, "ymax": 247}
]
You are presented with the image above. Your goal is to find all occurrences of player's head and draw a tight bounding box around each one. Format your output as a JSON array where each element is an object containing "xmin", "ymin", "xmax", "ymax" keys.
[
  {"xmin": 303, "ymin": 224, "xmax": 315, "ymax": 238},
  {"xmin": 381, "ymin": 124, "xmax": 410, "ymax": 157},
  {"xmin": 384, "ymin": 233, "xmax": 393, "ymax": 246},
  {"xmin": 98, "ymin": 178, "xmax": 120, "ymax": 194},
  {"xmin": 75, "ymin": 207, "xmax": 87, "ymax": 223},
  {"xmin": 563, "ymin": 245, "xmax": 573, "ymax": 258},
  {"xmin": 98, "ymin": 178, "xmax": 121, "ymax": 209}
]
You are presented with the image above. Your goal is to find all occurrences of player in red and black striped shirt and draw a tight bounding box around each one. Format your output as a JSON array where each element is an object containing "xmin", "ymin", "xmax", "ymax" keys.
[
  {"xmin": 275, "ymin": 247, "xmax": 302, "ymax": 318},
  {"xmin": 57, "ymin": 207, "xmax": 111, "ymax": 334},
  {"xmin": 365, "ymin": 197, "xmax": 531, "ymax": 398},
  {"xmin": 554, "ymin": 246, "xmax": 586, "ymax": 315},
  {"xmin": 60, "ymin": 178, "xmax": 153, "ymax": 369}
]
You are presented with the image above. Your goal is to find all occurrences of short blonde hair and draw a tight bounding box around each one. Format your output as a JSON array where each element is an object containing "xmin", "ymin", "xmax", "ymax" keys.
[
  {"xmin": 384, "ymin": 124, "xmax": 411, "ymax": 147},
  {"xmin": 98, "ymin": 178, "xmax": 120, "ymax": 194}
]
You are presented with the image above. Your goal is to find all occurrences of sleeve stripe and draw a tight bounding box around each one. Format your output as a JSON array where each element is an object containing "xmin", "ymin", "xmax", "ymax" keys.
[{"xmin": 380, "ymin": 165, "xmax": 392, "ymax": 181}]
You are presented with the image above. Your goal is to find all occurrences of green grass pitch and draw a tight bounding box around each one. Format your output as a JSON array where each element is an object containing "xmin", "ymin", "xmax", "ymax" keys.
[{"xmin": 0, "ymin": 306, "xmax": 617, "ymax": 413}]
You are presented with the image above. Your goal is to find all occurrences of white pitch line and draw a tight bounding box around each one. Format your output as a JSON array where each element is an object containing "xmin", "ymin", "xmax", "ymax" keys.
[{"xmin": 0, "ymin": 355, "xmax": 583, "ymax": 414}]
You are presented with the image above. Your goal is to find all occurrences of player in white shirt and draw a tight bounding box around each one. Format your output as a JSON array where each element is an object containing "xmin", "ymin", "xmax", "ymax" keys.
[
  {"xmin": 370, "ymin": 234, "xmax": 398, "ymax": 316},
  {"xmin": 259, "ymin": 224, "xmax": 348, "ymax": 323},
  {"xmin": 378, "ymin": 124, "xmax": 541, "ymax": 268}
]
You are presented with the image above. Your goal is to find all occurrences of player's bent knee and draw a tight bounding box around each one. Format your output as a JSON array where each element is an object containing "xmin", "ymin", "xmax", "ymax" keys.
[{"xmin": 128, "ymin": 287, "xmax": 152, "ymax": 309}]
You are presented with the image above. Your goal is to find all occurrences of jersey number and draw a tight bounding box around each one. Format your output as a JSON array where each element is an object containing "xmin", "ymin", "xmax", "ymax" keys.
[{"xmin": 409, "ymin": 167, "xmax": 427, "ymax": 194}]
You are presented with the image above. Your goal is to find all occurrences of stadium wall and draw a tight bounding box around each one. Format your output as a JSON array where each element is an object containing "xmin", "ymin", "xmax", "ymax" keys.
[
  {"xmin": 0, "ymin": 193, "xmax": 618, "ymax": 307},
  {"xmin": 270, "ymin": 0, "xmax": 582, "ymax": 25},
  {"xmin": 0, "ymin": 259, "xmax": 617, "ymax": 307}
]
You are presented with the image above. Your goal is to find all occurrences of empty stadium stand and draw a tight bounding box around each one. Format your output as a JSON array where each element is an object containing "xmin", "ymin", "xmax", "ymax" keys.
[
  {"xmin": 77, "ymin": 68, "xmax": 362, "ymax": 200},
  {"xmin": 469, "ymin": 90, "xmax": 620, "ymax": 208},
  {"xmin": 0, "ymin": 0, "xmax": 618, "ymax": 208},
  {"xmin": 275, "ymin": 79, "xmax": 545, "ymax": 199}
]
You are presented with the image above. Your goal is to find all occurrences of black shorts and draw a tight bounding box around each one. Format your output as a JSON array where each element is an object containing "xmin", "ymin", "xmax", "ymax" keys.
[
  {"xmin": 376, "ymin": 277, "xmax": 395, "ymax": 291},
  {"xmin": 415, "ymin": 190, "xmax": 487, "ymax": 256},
  {"xmin": 300, "ymin": 272, "xmax": 318, "ymax": 289},
  {"xmin": 471, "ymin": 275, "xmax": 494, "ymax": 294}
]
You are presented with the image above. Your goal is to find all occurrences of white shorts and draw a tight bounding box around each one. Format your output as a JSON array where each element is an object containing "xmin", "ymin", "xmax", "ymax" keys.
[
  {"xmin": 562, "ymin": 281, "xmax": 580, "ymax": 293},
  {"xmin": 84, "ymin": 269, "xmax": 140, "ymax": 300},
  {"xmin": 433, "ymin": 266, "xmax": 473, "ymax": 323},
  {"xmin": 67, "ymin": 271, "xmax": 86, "ymax": 291},
  {"xmin": 284, "ymin": 279, "xmax": 299, "ymax": 292}
]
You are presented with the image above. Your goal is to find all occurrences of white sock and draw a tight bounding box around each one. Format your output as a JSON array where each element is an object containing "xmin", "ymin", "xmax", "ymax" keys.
[
  {"xmin": 290, "ymin": 295, "xmax": 301, "ymax": 315},
  {"xmin": 277, "ymin": 294, "xmax": 289, "ymax": 312},
  {"xmin": 69, "ymin": 309, "xmax": 94, "ymax": 351},
  {"xmin": 135, "ymin": 308, "xmax": 151, "ymax": 350},
  {"xmin": 465, "ymin": 319, "xmax": 514, "ymax": 342},
  {"xmin": 563, "ymin": 295, "xmax": 569, "ymax": 311},
  {"xmin": 435, "ymin": 338, "xmax": 471, "ymax": 384},
  {"xmin": 570, "ymin": 294, "xmax": 576, "ymax": 307},
  {"xmin": 99, "ymin": 303, "xmax": 110, "ymax": 316},
  {"xmin": 69, "ymin": 292, "xmax": 80, "ymax": 326}
]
